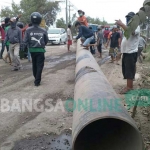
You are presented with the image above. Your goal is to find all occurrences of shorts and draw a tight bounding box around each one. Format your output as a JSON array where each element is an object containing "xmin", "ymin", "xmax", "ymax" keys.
[
  {"xmin": 68, "ymin": 40, "xmax": 72, "ymax": 45},
  {"xmin": 122, "ymin": 53, "xmax": 138, "ymax": 79},
  {"xmin": 97, "ymin": 44, "xmax": 102, "ymax": 53},
  {"xmin": 83, "ymin": 36, "xmax": 94, "ymax": 46},
  {"xmin": 109, "ymin": 47, "xmax": 118, "ymax": 57}
]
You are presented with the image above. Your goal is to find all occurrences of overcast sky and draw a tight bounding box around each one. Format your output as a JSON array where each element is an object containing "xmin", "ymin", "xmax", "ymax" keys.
[{"xmin": 0, "ymin": 0, "xmax": 144, "ymax": 23}]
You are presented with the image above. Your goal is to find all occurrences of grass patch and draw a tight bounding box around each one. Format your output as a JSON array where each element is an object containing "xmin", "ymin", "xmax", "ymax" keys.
[{"xmin": 143, "ymin": 45, "xmax": 150, "ymax": 61}]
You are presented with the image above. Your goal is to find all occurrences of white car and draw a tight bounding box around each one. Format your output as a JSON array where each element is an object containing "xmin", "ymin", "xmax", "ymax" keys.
[{"xmin": 48, "ymin": 28, "xmax": 67, "ymax": 45}]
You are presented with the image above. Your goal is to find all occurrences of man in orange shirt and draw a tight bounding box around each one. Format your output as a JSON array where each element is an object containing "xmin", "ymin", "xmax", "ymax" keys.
[{"xmin": 77, "ymin": 10, "xmax": 88, "ymax": 27}]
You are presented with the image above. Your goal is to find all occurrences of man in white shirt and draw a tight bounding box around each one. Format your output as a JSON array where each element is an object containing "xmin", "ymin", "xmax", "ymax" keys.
[
  {"xmin": 67, "ymin": 24, "xmax": 73, "ymax": 52},
  {"xmin": 115, "ymin": 12, "xmax": 140, "ymax": 94}
]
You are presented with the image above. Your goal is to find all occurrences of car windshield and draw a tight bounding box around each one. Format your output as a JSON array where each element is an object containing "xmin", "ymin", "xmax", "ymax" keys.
[{"xmin": 48, "ymin": 29, "xmax": 60, "ymax": 34}]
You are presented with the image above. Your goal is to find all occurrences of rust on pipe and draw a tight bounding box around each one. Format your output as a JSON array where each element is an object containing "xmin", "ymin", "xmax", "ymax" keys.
[{"xmin": 72, "ymin": 42, "xmax": 144, "ymax": 150}]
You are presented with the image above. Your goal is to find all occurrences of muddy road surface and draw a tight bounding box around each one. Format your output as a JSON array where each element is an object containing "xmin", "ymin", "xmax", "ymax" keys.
[{"xmin": 0, "ymin": 44, "xmax": 76, "ymax": 150}]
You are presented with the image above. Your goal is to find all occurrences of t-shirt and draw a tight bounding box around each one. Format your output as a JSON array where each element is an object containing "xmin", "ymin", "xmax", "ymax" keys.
[
  {"xmin": 67, "ymin": 28, "xmax": 72, "ymax": 40},
  {"xmin": 138, "ymin": 37, "xmax": 146, "ymax": 48},
  {"xmin": 97, "ymin": 31, "xmax": 103, "ymax": 44},
  {"xmin": 121, "ymin": 26, "xmax": 140, "ymax": 53},
  {"xmin": 110, "ymin": 32, "xmax": 120, "ymax": 48},
  {"xmin": 104, "ymin": 30, "xmax": 110, "ymax": 38},
  {"xmin": 78, "ymin": 16, "xmax": 88, "ymax": 27}
]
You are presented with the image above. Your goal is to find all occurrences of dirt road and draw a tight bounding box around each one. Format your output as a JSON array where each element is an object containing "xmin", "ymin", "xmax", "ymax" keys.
[
  {"xmin": 0, "ymin": 44, "xmax": 76, "ymax": 150},
  {"xmin": 0, "ymin": 44, "xmax": 150, "ymax": 150}
]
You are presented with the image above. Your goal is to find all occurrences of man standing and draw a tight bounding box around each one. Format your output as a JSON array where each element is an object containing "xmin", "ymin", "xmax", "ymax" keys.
[
  {"xmin": 67, "ymin": 24, "xmax": 73, "ymax": 52},
  {"xmin": 77, "ymin": 10, "xmax": 88, "ymax": 27},
  {"xmin": 138, "ymin": 35, "xmax": 147, "ymax": 63},
  {"xmin": 97, "ymin": 26, "xmax": 103, "ymax": 58},
  {"xmin": 115, "ymin": 12, "xmax": 140, "ymax": 94},
  {"xmin": 103, "ymin": 28, "xmax": 110, "ymax": 46},
  {"xmin": 116, "ymin": 26, "xmax": 123, "ymax": 64},
  {"xmin": 74, "ymin": 21, "xmax": 94, "ymax": 50},
  {"xmin": 23, "ymin": 12, "xmax": 48, "ymax": 86},
  {"xmin": 4, "ymin": 17, "xmax": 22, "ymax": 71},
  {"xmin": 106, "ymin": 25, "xmax": 121, "ymax": 63}
]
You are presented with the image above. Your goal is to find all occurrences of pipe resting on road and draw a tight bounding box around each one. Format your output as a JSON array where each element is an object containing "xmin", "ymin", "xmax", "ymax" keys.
[{"xmin": 72, "ymin": 42, "xmax": 144, "ymax": 150}]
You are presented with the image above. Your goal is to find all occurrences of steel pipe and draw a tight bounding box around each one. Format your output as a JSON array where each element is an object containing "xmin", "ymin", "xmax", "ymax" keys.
[{"xmin": 72, "ymin": 42, "xmax": 144, "ymax": 150}]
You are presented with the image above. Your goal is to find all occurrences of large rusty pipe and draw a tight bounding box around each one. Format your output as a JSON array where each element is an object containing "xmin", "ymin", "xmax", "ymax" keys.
[{"xmin": 72, "ymin": 42, "xmax": 144, "ymax": 150}]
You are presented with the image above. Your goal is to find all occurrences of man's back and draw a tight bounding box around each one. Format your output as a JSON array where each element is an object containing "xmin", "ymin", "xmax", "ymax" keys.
[
  {"xmin": 104, "ymin": 30, "xmax": 110, "ymax": 38},
  {"xmin": 97, "ymin": 31, "xmax": 103, "ymax": 44},
  {"xmin": 24, "ymin": 26, "xmax": 48, "ymax": 48},
  {"xmin": 76, "ymin": 25, "xmax": 93, "ymax": 39}
]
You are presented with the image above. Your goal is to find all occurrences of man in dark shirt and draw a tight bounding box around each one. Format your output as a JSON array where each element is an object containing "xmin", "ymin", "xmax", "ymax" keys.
[
  {"xmin": 5, "ymin": 17, "xmax": 23, "ymax": 71},
  {"xmin": 107, "ymin": 25, "xmax": 121, "ymax": 63},
  {"xmin": 74, "ymin": 21, "xmax": 94, "ymax": 49}
]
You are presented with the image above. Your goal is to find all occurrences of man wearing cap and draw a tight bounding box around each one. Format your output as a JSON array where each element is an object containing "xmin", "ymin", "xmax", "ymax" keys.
[
  {"xmin": 77, "ymin": 10, "xmax": 88, "ymax": 27},
  {"xmin": 106, "ymin": 25, "xmax": 121, "ymax": 63},
  {"xmin": 4, "ymin": 17, "xmax": 23, "ymax": 71},
  {"xmin": 115, "ymin": 12, "xmax": 140, "ymax": 94}
]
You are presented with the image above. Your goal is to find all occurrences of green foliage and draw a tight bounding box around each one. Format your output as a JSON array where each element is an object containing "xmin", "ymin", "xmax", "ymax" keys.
[
  {"xmin": 56, "ymin": 18, "xmax": 66, "ymax": 29},
  {"xmin": 145, "ymin": 45, "xmax": 150, "ymax": 61},
  {"xmin": 124, "ymin": 0, "xmax": 150, "ymax": 39},
  {"xmin": 86, "ymin": 16, "xmax": 108, "ymax": 25},
  {"xmin": 0, "ymin": 0, "xmax": 60, "ymax": 25}
]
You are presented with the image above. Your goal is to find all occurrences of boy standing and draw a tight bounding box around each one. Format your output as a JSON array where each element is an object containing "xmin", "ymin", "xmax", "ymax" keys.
[
  {"xmin": 23, "ymin": 12, "xmax": 48, "ymax": 86},
  {"xmin": 67, "ymin": 24, "xmax": 72, "ymax": 52}
]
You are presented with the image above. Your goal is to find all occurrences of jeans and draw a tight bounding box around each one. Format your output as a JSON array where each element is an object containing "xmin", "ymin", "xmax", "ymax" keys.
[
  {"xmin": 83, "ymin": 36, "xmax": 94, "ymax": 46},
  {"xmin": 31, "ymin": 52, "xmax": 45, "ymax": 85},
  {"xmin": 28, "ymin": 49, "xmax": 31, "ymax": 61}
]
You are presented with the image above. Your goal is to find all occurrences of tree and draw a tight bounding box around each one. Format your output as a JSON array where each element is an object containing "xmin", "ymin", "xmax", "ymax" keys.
[
  {"xmin": 56, "ymin": 18, "xmax": 66, "ymax": 29},
  {"xmin": 0, "ymin": 0, "xmax": 60, "ymax": 26},
  {"xmin": 86, "ymin": 16, "xmax": 108, "ymax": 25},
  {"xmin": 124, "ymin": 0, "xmax": 150, "ymax": 39}
]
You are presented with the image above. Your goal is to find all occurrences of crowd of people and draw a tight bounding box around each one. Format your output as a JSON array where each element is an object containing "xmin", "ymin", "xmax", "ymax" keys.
[
  {"xmin": 0, "ymin": 12, "xmax": 48, "ymax": 86},
  {"xmin": 73, "ymin": 10, "xmax": 147, "ymax": 94},
  {"xmin": 0, "ymin": 9, "xmax": 147, "ymax": 92}
]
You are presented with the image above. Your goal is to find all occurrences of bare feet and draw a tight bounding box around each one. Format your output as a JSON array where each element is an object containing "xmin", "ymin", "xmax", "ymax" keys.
[
  {"xmin": 119, "ymin": 87, "xmax": 133, "ymax": 94},
  {"xmin": 2, "ymin": 57, "xmax": 7, "ymax": 63}
]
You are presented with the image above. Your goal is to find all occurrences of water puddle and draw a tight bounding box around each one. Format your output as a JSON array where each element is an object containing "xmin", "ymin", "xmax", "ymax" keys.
[
  {"xmin": 12, "ymin": 130, "xmax": 72, "ymax": 150},
  {"xmin": 45, "ymin": 54, "xmax": 76, "ymax": 68},
  {"xmin": 24, "ymin": 54, "xmax": 76, "ymax": 70}
]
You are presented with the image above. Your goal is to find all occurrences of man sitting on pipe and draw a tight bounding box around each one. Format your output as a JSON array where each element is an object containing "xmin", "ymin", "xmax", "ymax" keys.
[{"xmin": 74, "ymin": 21, "xmax": 94, "ymax": 50}]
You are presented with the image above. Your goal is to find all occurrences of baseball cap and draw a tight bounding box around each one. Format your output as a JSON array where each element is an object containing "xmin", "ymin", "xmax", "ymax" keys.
[
  {"xmin": 10, "ymin": 17, "xmax": 16, "ymax": 22},
  {"xmin": 97, "ymin": 26, "xmax": 102, "ymax": 30},
  {"xmin": 78, "ymin": 10, "xmax": 83, "ymax": 13},
  {"xmin": 126, "ymin": 12, "xmax": 135, "ymax": 18}
]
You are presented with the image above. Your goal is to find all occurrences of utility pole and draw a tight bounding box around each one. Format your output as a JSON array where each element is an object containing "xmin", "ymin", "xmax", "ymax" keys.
[
  {"xmin": 69, "ymin": 1, "xmax": 70, "ymax": 24},
  {"xmin": 66, "ymin": 0, "xmax": 68, "ymax": 30}
]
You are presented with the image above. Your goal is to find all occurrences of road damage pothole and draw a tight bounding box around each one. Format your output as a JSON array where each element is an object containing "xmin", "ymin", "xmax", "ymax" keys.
[{"xmin": 12, "ymin": 130, "xmax": 72, "ymax": 150}]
